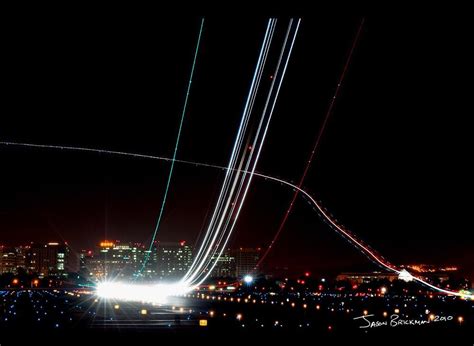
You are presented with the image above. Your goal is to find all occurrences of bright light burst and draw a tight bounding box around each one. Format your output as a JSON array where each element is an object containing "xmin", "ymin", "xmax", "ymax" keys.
[
  {"xmin": 398, "ymin": 269, "xmax": 414, "ymax": 282},
  {"xmin": 243, "ymin": 275, "xmax": 254, "ymax": 284},
  {"xmin": 96, "ymin": 282, "xmax": 192, "ymax": 304}
]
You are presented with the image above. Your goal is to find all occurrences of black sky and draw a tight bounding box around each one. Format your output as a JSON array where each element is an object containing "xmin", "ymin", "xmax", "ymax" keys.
[{"xmin": 0, "ymin": 11, "xmax": 473, "ymax": 278}]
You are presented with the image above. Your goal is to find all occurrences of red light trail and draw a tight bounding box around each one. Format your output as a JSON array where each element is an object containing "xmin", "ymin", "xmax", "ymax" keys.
[{"xmin": 256, "ymin": 17, "xmax": 365, "ymax": 269}]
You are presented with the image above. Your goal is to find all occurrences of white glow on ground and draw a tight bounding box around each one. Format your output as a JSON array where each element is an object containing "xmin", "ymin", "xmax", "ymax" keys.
[
  {"xmin": 398, "ymin": 269, "xmax": 414, "ymax": 282},
  {"xmin": 243, "ymin": 275, "xmax": 254, "ymax": 284},
  {"xmin": 96, "ymin": 282, "xmax": 192, "ymax": 304}
]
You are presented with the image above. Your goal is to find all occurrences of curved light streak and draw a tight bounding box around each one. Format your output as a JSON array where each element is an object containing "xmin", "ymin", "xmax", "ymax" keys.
[
  {"xmin": 1, "ymin": 21, "xmax": 471, "ymax": 300},
  {"xmin": 2, "ymin": 140, "xmax": 471, "ymax": 299},
  {"xmin": 256, "ymin": 17, "xmax": 365, "ymax": 269},
  {"xmin": 139, "ymin": 18, "xmax": 205, "ymax": 274}
]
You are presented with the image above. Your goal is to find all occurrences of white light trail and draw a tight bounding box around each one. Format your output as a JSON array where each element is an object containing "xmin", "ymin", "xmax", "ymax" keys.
[
  {"xmin": 2, "ymin": 140, "xmax": 472, "ymax": 300},
  {"xmin": 1, "ymin": 21, "xmax": 471, "ymax": 301},
  {"xmin": 180, "ymin": 18, "xmax": 278, "ymax": 284},
  {"xmin": 185, "ymin": 19, "xmax": 302, "ymax": 288}
]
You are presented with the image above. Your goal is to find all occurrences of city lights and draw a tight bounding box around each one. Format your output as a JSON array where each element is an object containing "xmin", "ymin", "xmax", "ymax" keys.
[{"xmin": 0, "ymin": 14, "xmax": 471, "ymax": 340}]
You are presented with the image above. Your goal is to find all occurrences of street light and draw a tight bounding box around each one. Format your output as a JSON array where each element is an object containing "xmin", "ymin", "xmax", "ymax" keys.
[{"xmin": 243, "ymin": 275, "xmax": 253, "ymax": 284}]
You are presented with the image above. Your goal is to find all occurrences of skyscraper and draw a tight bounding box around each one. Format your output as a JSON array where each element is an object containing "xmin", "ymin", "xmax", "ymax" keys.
[
  {"xmin": 156, "ymin": 241, "xmax": 193, "ymax": 279},
  {"xmin": 210, "ymin": 249, "xmax": 236, "ymax": 278},
  {"xmin": 231, "ymin": 248, "xmax": 261, "ymax": 278},
  {"xmin": 26, "ymin": 242, "xmax": 70, "ymax": 277}
]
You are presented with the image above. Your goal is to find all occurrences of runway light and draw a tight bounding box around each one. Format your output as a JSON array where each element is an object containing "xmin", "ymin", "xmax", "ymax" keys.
[
  {"xmin": 199, "ymin": 319, "xmax": 208, "ymax": 327},
  {"xmin": 243, "ymin": 275, "xmax": 253, "ymax": 284}
]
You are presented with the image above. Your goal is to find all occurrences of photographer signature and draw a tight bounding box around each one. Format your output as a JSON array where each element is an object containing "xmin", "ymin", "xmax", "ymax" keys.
[{"xmin": 353, "ymin": 313, "xmax": 454, "ymax": 328}]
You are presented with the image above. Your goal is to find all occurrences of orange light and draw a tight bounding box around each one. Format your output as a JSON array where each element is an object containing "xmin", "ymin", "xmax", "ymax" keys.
[
  {"xmin": 12, "ymin": 279, "xmax": 19, "ymax": 285},
  {"xmin": 100, "ymin": 241, "xmax": 114, "ymax": 248},
  {"xmin": 458, "ymin": 316, "xmax": 463, "ymax": 323}
]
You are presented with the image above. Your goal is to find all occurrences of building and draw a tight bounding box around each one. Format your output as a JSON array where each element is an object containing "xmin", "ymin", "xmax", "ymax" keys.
[
  {"xmin": 231, "ymin": 248, "xmax": 261, "ymax": 278},
  {"xmin": 210, "ymin": 249, "xmax": 235, "ymax": 278},
  {"xmin": 399, "ymin": 264, "xmax": 458, "ymax": 283},
  {"xmin": 77, "ymin": 240, "xmax": 193, "ymax": 282},
  {"xmin": 336, "ymin": 272, "xmax": 399, "ymax": 284},
  {"xmin": 402, "ymin": 264, "xmax": 458, "ymax": 274},
  {"xmin": 82, "ymin": 240, "xmax": 162, "ymax": 281},
  {"xmin": 26, "ymin": 242, "xmax": 70, "ymax": 277},
  {"xmin": 0, "ymin": 246, "xmax": 27, "ymax": 274},
  {"xmin": 156, "ymin": 241, "xmax": 193, "ymax": 280},
  {"xmin": 79, "ymin": 249, "xmax": 93, "ymax": 277}
]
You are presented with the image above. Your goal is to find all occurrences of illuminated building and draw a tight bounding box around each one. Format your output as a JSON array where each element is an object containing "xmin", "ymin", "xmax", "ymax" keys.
[
  {"xmin": 400, "ymin": 264, "xmax": 460, "ymax": 283},
  {"xmin": 231, "ymin": 247, "xmax": 261, "ymax": 278},
  {"xmin": 210, "ymin": 249, "xmax": 235, "ymax": 278},
  {"xmin": 156, "ymin": 241, "xmax": 193, "ymax": 279},
  {"xmin": 26, "ymin": 242, "xmax": 70, "ymax": 277},
  {"xmin": 79, "ymin": 249, "xmax": 93, "ymax": 276},
  {"xmin": 83, "ymin": 240, "xmax": 158, "ymax": 280},
  {"xmin": 336, "ymin": 272, "xmax": 399, "ymax": 284},
  {"xmin": 0, "ymin": 246, "xmax": 27, "ymax": 274},
  {"xmin": 402, "ymin": 264, "xmax": 458, "ymax": 274}
]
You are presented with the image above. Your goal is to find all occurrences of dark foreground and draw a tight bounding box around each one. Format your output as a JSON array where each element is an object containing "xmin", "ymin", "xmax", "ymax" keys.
[{"xmin": 0, "ymin": 289, "xmax": 472, "ymax": 344}]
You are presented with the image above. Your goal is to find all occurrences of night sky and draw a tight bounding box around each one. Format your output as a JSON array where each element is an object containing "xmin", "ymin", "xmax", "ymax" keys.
[{"xmin": 1, "ymin": 11, "xmax": 473, "ymax": 279}]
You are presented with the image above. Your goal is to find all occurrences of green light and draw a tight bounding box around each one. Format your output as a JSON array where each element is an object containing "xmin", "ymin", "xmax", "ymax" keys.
[{"xmin": 139, "ymin": 18, "xmax": 205, "ymax": 274}]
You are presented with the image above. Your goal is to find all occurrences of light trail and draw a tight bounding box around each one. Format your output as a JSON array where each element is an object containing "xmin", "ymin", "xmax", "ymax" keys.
[
  {"xmin": 138, "ymin": 18, "xmax": 205, "ymax": 275},
  {"xmin": 1, "ymin": 21, "xmax": 471, "ymax": 300},
  {"xmin": 180, "ymin": 18, "xmax": 278, "ymax": 285},
  {"xmin": 2, "ymin": 140, "xmax": 471, "ymax": 299},
  {"xmin": 180, "ymin": 18, "xmax": 301, "ymax": 287},
  {"xmin": 256, "ymin": 18, "xmax": 366, "ymax": 269}
]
